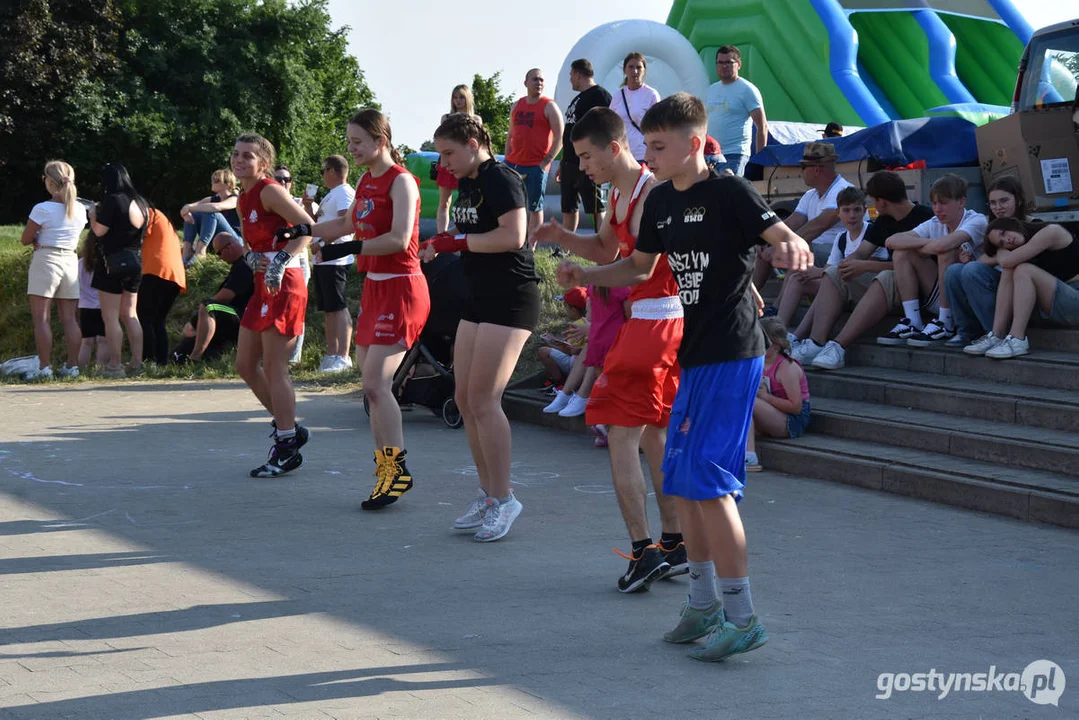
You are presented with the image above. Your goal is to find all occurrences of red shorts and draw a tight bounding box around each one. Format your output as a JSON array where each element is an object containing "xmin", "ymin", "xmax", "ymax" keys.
[
  {"xmin": 436, "ymin": 163, "xmax": 458, "ymax": 190},
  {"xmin": 355, "ymin": 274, "xmax": 431, "ymax": 347},
  {"xmin": 240, "ymin": 268, "xmax": 307, "ymax": 337},
  {"xmin": 585, "ymin": 316, "xmax": 682, "ymax": 428}
]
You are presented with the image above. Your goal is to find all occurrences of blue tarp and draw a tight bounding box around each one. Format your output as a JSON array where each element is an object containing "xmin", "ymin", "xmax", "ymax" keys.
[{"xmin": 749, "ymin": 117, "xmax": 980, "ymax": 169}]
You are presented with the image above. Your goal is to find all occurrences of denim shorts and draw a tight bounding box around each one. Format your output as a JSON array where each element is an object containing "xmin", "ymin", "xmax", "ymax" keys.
[
  {"xmin": 1045, "ymin": 280, "xmax": 1079, "ymax": 326},
  {"xmin": 787, "ymin": 402, "xmax": 812, "ymax": 438},
  {"xmin": 506, "ymin": 163, "xmax": 548, "ymax": 212}
]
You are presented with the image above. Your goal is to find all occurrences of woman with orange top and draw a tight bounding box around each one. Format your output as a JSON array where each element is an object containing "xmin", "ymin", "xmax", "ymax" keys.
[{"xmin": 137, "ymin": 209, "xmax": 186, "ymax": 365}]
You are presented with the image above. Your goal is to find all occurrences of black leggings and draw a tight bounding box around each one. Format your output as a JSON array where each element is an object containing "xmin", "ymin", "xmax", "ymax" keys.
[{"xmin": 137, "ymin": 274, "xmax": 181, "ymax": 364}]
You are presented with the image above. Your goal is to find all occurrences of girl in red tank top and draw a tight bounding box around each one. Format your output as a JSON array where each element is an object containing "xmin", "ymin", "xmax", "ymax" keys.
[
  {"xmin": 435, "ymin": 85, "xmax": 483, "ymax": 233},
  {"xmin": 230, "ymin": 133, "xmax": 316, "ymax": 479},
  {"xmin": 283, "ymin": 109, "xmax": 430, "ymax": 511}
]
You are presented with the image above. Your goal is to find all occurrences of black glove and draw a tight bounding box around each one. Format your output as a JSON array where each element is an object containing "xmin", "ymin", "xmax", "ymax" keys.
[
  {"xmin": 274, "ymin": 223, "xmax": 311, "ymax": 245},
  {"xmin": 264, "ymin": 250, "xmax": 292, "ymax": 293},
  {"xmin": 319, "ymin": 240, "xmax": 365, "ymax": 262}
]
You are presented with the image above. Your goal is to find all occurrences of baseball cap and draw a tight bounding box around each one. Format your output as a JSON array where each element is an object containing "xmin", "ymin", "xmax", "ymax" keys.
[{"xmin": 556, "ymin": 287, "xmax": 588, "ymax": 310}]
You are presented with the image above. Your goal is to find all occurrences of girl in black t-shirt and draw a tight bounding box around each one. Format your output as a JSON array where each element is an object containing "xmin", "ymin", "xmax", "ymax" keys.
[{"xmin": 422, "ymin": 113, "xmax": 540, "ymax": 543}]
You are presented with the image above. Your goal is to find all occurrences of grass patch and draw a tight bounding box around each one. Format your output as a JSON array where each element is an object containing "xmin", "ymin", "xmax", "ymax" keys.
[{"xmin": 1, "ymin": 224, "xmax": 573, "ymax": 387}]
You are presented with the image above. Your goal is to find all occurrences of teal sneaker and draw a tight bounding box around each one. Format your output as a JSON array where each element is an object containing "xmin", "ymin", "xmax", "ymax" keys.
[
  {"xmin": 688, "ymin": 615, "xmax": 768, "ymax": 662},
  {"xmin": 662, "ymin": 599, "xmax": 723, "ymax": 644}
]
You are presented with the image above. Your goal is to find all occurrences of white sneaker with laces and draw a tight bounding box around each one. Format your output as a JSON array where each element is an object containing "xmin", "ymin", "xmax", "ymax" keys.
[
  {"xmin": 792, "ymin": 339, "xmax": 824, "ymax": 364},
  {"xmin": 453, "ymin": 489, "xmax": 489, "ymax": 529},
  {"xmin": 57, "ymin": 364, "xmax": 80, "ymax": 378},
  {"xmin": 318, "ymin": 356, "xmax": 333, "ymax": 372},
  {"xmin": 786, "ymin": 332, "xmax": 798, "ymax": 345},
  {"xmin": 558, "ymin": 393, "xmax": 588, "ymax": 417},
  {"xmin": 985, "ymin": 334, "xmax": 1029, "ymax": 359},
  {"xmin": 24, "ymin": 366, "xmax": 53, "ymax": 381},
  {"xmin": 543, "ymin": 391, "xmax": 572, "ymax": 414},
  {"xmin": 330, "ymin": 355, "xmax": 352, "ymax": 372},
  {"xmin": 811, "ymin": 341, "xmax": 846, "ymax": 370},
  {"xmin": 473, "ymin": 492, "xmax": 523, "ymax": 542},
  {"xmin": 963, "ymin": 332, "xmax": 1002, "ymax": 356}
]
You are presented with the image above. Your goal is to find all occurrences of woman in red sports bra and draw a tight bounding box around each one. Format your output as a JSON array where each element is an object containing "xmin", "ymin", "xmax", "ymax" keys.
[
  {"xmin": 277, "ymin": 110, "xmax": 430, "ymax": 511},
  {"xmin": 229, "ymin": 133, "xmax": 316, "ymax": 479}
]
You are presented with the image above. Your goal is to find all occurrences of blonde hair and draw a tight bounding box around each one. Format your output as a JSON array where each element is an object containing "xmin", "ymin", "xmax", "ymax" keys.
[
  {"xmin": 211, "ymin": 168, "xmax": 238, "ymax": 195},
  {"xmin": 43, "ymin": 160, "xmax": 77, "ymax": 219},
  {"xmin": 449, "ymin": 84, "xmax": 475, "ymax": 117},
  {"xmin": 760, "ymin": 317, "xmax": 792, "ymax": 358},
  {"xmin": 235, "ymin": 133, "xmax": 277, "ymax": 178}
]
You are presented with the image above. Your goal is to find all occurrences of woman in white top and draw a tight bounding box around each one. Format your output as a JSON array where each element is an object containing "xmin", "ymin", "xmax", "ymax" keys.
[
  {"xmin": 612, "ymin": 52, "xmax": 661, "ymax": 163},
  {"xmin": 20, "ymin": 160, "xmax": 87, "ymax": 380}
]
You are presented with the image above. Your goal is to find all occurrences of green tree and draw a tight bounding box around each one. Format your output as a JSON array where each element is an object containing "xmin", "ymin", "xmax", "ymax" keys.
[
  {"xmin": 419, "ymin": 139, "xmax": 437, "ymax": 152},
  {"xmin": 0, "ymin": 0, "xmax": 375, "ymax": 224},
  {"xmin": 471, "ymin": 71, "xmax": 515, "ymax": 155}
]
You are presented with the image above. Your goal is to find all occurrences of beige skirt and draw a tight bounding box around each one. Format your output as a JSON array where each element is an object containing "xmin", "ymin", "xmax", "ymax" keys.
[{"xmin": 27, "ymin": 246, "xmax": 79, "ymax": 299}]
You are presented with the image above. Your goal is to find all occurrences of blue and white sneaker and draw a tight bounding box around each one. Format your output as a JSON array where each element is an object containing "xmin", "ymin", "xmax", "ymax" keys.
[{"xmin": 688, "ymin": 614, "xmax": 769, "ymax": 662}]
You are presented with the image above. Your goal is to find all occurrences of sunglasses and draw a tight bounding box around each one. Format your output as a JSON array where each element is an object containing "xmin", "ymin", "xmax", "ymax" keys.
[{"xmin": 274, "ymin": 176, "xmax": 292, "ymax": 183}]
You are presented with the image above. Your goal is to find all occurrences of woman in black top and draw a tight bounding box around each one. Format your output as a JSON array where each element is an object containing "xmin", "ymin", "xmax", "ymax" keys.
[
  {"xmin": 423, "ymin": 113, "xmax": 540, "ymax": 543},
  {"xmin": 978, "ymin": 217, "xmax": 1079, "ymax": 359},
  {"xmin": 89, "ymin": 163, "xmax": 148, "ymax": 378}
]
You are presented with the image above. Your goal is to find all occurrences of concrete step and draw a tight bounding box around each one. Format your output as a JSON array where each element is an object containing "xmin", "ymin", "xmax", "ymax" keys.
[
  {"xmin": 805, "ymin": 366, "xmax": 1079, "ymax": 432},
  {"xmin": 809, "ymin": 397, "xmax": 1079, "ymax": 477},
  {"xmin": 841, "ymin": 342, "xmax": 1079, "ymax": 391},
  {"xmin": 756, "ymin": 435, "xmax": 1079, "ymax": 529}
]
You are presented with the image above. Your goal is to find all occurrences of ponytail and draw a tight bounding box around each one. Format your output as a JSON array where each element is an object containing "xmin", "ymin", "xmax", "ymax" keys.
[
  {"xmin": 44, "ymin": 160, "xmax": 77, "ymax": 219},
  {"xmin": 349, "ymin": 108, "xmax": 403, "ymax": 166}
]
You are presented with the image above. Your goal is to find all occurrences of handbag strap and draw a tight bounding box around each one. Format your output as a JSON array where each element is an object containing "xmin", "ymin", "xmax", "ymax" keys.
[{"xmin": 621, "ymin": 89, "xmax": 642, "ymax": 134}]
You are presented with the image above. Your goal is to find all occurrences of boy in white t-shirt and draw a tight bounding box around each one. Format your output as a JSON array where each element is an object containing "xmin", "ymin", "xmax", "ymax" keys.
[
  {"xmin": 773, "ymin": 186, "xmax": 883, "ymax": 329},
  {"xmin": 306, "ymin": 155, "xmax": 357, "ymax": 373},
  {"xmin": 877, "ymin": 174, "xmax": 988, "ymax": 346}
]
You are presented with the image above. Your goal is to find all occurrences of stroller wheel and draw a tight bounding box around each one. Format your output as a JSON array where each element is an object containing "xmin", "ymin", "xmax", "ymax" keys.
[
  {"xmin": 362, "ymin": 393, "xmax": 371, "ymax": 417},
  {"xmin": 441, "ymin": 397, "xmax": 464, "ymax": 429}
]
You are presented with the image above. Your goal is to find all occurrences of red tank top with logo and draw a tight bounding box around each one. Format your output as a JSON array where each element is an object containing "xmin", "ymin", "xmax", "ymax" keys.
[
  {"xmin": 239, "ymin": 177, "xmax": 288, "ymax": 253},
  {"xmin": 609, "ymin": 170, "xmax": 680, "ymax": 301},
  {"xmin": 505, "ymin": 97, "xmax": 554, "ymax": 166},
  {"xmin": 352, "ymin": 165, "xmax": 421, "ymax": 274}
]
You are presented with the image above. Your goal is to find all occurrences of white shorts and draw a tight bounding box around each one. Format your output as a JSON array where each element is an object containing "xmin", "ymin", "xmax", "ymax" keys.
[
  {"xmin": 27, "ymin": 247, "xmax": 79, "ymax": 300},
  {"xmin": 548, "ymin": 348, "xmax": 575, "ymax": 376}
]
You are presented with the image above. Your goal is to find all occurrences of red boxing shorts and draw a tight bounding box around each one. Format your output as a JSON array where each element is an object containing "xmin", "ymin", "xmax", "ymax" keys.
[
  {"xmin": 240, "ymin": 267, "xmax": 307, "ymax": 337},
  {"xmin": 355, "ymin": 273, "xmax": 431, "ymax": 348},
  {"xmin": 586, "ymin": 296, "xmax": 683, "ymax": 429}
]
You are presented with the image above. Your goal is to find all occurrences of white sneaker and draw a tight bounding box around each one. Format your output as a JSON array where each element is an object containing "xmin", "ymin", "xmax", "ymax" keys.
[
  {"xmin": 543, "ymin": 390, "xmax": 572, "ymax": 414},
  {"xmin": 473, "ymin": 492, "xmax": 523, "ymax": 542},
  {"xmin": 331, "ymin": 355, "xmax": 353, "ymax": 372},
  {"xmin": 791, "ymin": 339, "xmax": 824, "ymax": 364},
  {"xmin": 811, "ymin": 341, "xmax": 846, "ymax": 370},
  {"xmin": 24, "ymin": 366, "xmax": 53, "ymax": 381},
  {"xmin": 963, "ymin": 332, "xmax": 1002, "ymax": 356},
  {"xmin": 453, "ymin": 489, "xmax": 489, "ymax": 530},
  {"xmin": 57, "ymin": 364, "xmax": 79, "ymax": 378},
  {"xmin": 985, "ymin": 334, "xmax": 1029, "ymax": 359},
  {"xmin": 318, "ymin": 356, "xmax": 333, "ymax": 372},
  {"xmin": 558, "ymin": 394, "xmax": 588, "ymax": 417},
  {"xmin": 786, "ymin": 332, "xmax": 798, "ymax": 345}
]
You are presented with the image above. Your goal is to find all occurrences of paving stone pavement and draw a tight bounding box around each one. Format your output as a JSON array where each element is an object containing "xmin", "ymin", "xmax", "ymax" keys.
[{"xmin": 0, "ymin": 381, "xmax": 1075, "ymax": 720}]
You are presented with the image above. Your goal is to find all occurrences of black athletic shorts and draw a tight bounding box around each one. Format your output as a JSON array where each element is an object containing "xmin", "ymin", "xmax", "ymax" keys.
[
  {"xmin": 559, "ymin": 161, "xmax": 605, "ymax": 215},
  {"xmin": 461, "ymin": 282, "xmax": 541, "ymax": 332},
  {"xmin": 79, "ymin": 308, "xmax": 105, "ymax": 338},
  {"xmin": 313, "ymin": 264, "xmax": 349, "ymax": 312}
]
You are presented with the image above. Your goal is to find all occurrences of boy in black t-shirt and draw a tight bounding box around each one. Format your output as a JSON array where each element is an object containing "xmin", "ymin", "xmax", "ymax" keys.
[{"xmin": 557, "ymin": 92, "xmax": 812, "ymax": 662}]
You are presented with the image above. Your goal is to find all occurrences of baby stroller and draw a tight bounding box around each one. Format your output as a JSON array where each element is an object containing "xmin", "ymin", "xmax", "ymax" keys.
[{"xmin": 362, "ymin": 252, "xmax": 467, "ymax": 428}]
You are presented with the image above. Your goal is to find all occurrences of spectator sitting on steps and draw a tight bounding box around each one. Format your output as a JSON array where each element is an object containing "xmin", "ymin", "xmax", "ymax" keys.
[
  {"xmin": 745, "ymin": 318, "xmax": 811, "ymax": 473},
  {"xmin": 964, "ymin": 218, "xmax": 1079, "ymax": 359},
  {"xmin": 754, "ymin": 142, "xmax": 853, "ymax": 288},
  {"xmin": 538, "ymin": 286, "xmax": 588, "ymax": 395},
  {"xmin": 171, "ymin": 234, "xmax": 255, "ymax": 364},
  {"xmin": 790, "ymin": 170, "xmax": 933, "ymax": 369}
]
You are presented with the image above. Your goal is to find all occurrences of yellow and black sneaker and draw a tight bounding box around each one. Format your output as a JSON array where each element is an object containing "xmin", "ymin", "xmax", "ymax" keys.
[{"xmin": 360, "ymin": 446, "xmax": 414, "ymax": 510}]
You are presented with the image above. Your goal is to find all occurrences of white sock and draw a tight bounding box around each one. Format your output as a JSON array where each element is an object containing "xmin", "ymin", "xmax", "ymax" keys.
[
  {"xmin": 719, "ymin": 577, "xmax": 754, "ymax": 628},
  {"xmin": 901, "ymin": 301, "xmax": 923, "ymax": 329},
  {"xmin": 938, "ymin": 308, "xmax": 953, "ymax": 331},
  {"xmin": 688, "ymin": 560, "xmax": 718, "ymax": 610}
]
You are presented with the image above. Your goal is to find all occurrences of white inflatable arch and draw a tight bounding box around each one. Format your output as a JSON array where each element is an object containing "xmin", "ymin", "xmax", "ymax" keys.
[{"xmin": 554, "ymin": 20, "xmax": 710, "ymax": 111}]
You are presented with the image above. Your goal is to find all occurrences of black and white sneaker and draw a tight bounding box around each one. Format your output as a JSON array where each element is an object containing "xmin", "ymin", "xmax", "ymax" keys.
[
  {"xmin": 906, "ymin": 319, "xmax": 955, "ymax": 347},
  {"xmin": 658, "ymin": 539, "xmax": 689, "ymax": 579},
  {"xmin": 616, "ymin": 547, "xmax": 670, "ymax": 594},
  {"xmin": 877, "ymin": 318, "xmax": 917, "ymax": 345},
  {"xmin": 250, "ymin": 428, "xmax": 308, "ymax": 478}
]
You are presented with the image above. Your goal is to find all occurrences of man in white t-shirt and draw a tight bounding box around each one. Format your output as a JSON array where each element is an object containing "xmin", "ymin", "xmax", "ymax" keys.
[
  {"xmin": 753, "ymin": 142, "xmax": 852, "ymax": 289},
  {"xmin": 705, "ymin": 45, "xmax": 767, "ymax": 177},
  {"xmin": 307, "ymin": 155, "xmax": 356, "ymax": 373},
  {"xmin": 878, "ymin": 173, "xmax": 987, "ymax": 346}
]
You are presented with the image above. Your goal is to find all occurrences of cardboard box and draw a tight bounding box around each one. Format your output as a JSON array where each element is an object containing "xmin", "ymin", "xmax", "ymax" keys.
[{"xmin": 976, "ymin": 106, "xmax": 1079, "ymax": 212}]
